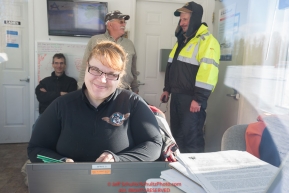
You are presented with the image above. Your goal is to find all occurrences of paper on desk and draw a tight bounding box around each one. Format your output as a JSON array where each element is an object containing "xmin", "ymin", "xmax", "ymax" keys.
[
  {"xmin": 170, "ymin": 161, "xmax": 202, "ymax": 185},
  {"xmin": 266, "ymin": 153, "xmax": 289, "ymax": 193},
  {"xmin": 173, "ymin": 151, "xmax": 278, "ymax": 193},
  {"xmin": 161, "ymin": 169, "xmax": 206, "ymax": 193},
  {"xmin": 279, "ymin": 154, "xmax": 289, "ymax": 192}
]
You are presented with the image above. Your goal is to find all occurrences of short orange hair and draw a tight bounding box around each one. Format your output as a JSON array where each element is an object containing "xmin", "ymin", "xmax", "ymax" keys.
[{"xmin": 87, "ymin": 40, "xmax": 127, "ymax": 72}]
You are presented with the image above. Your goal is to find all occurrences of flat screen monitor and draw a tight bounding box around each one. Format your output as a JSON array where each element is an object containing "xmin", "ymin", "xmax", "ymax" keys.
[{"xmin": 47, "ymin": 0, "xmax": 108, "ymax": 37}]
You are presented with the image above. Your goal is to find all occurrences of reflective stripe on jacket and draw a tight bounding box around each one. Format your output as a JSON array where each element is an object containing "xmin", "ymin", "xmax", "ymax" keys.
[{"xmin": 168, "ymin": 24, "xmax": 220, "ymax": 92}]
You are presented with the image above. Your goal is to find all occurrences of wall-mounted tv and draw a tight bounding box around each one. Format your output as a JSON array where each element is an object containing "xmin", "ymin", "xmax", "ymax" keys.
[{"xmin": 47, "ymin": 0, "xmax": 108, "ymax": 37}]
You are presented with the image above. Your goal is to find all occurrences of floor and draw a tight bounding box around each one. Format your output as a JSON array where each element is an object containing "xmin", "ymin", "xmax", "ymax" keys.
[{"xmin": 0, "ymin": 143, "xmax": 29, "ymax": 193}]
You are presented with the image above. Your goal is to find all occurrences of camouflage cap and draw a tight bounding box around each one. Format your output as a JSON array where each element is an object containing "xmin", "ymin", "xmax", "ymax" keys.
[{"xmin": 105, "ymin": 10, "xmax": 130, "ymax": 22}]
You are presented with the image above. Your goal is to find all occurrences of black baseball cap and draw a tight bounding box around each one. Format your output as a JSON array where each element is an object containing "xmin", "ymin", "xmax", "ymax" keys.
[{"xmin": 174, "ymin": 2, "xmax": 194, "ymax": 16}]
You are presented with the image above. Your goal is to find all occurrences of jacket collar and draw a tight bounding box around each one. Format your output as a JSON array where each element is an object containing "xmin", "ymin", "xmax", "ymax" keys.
[
  {"xmin": 81, "ymin": 83, "xmax": 118, "ymax": 109},
  {"xmin": 51, "ymin": 71, "xmax": 66, "ymax": 79},
  {"xmin": 104, "ymin": 30, "xmax": 124, "ymax": 43},
  {"xmin": 195, "ymin": 23, "xmax": 208, "ymax": 38},
  {"xmin": 178, "ymin": 23, "xmax": 208, "ymax": 44}
]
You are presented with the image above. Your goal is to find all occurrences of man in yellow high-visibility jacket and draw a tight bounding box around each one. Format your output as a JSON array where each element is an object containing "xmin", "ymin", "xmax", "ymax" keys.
[{"xmin": 160, "ymin": 1, "xmax": 220, "ymax": 153}]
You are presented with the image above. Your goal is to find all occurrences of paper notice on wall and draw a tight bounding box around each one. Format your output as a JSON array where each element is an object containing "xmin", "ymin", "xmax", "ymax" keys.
[
  {"xmin": 6, "ymin": 30, "xmax": 20, "ymax": 48},
  {"xmin": 218, "ymin": 4, "xmax": 239, "ymax": 61},
  {"xmin": 279, "ymin": 0, "xmax": 289, "ymax": 9}
]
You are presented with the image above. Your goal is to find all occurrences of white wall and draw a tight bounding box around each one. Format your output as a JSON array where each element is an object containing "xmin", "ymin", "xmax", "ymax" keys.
[
  {"xmin": 33, "ymin": 0, "xmax": 136, "ymax": 42},
  {"xmin": 29, "ymin": 0, "xmax": 213, "ymax": 121},
  {"xmin": 30, "ymin": 0, "xmax": 136, "ymax": 119}
]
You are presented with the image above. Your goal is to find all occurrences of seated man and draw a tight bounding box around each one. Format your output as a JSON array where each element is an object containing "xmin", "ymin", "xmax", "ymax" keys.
[{"xmin": 35, "ymin": 53, "xmax": 77, "ymax": 114}]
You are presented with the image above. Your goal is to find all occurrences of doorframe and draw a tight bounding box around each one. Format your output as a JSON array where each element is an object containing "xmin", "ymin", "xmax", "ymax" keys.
[{"xmin": 28, "ymin": 0, "xmax": 35, "ymax": 135}]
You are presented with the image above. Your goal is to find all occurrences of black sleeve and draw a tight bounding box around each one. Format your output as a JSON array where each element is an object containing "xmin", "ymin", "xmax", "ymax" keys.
[
  {"xmin": 114, "ymin": 99, "xmax": 163, "ymax": 161},
  {"xmin": 193, "ymin": 87, "xmax": 211, "ymax": 105},
  {"xmin": 35, "ymin": 80, "xmax": 60, "ymax": 104},
  {"xmin": 163, "ymin": 62, "xmax": 171, "ymax": 93},
  {"xmin": 27, "ymin": 99, "xmax": 64, "ymax": 162},
  {"xmin": 259, "ymin": 127, "xmax": 281, "ymax": 167}
]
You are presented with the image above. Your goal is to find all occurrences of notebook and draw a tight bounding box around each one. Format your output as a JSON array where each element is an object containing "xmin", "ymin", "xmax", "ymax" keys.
[{"xmin": 27, "ymin": 161, "xmax": 170, "ymax": 193}]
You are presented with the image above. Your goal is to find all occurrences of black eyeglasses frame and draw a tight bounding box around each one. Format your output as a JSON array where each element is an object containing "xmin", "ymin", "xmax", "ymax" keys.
[{"xmin": 87, "ymin": 64, "xmax": 120, "ymax": 81}]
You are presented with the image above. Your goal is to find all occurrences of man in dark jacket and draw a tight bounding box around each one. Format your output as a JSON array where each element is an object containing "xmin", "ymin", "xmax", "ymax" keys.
[
  {"xmin": 160, "ymin": 1, "xmax": 220, "ymax": 153},
  {"xmin": 35, "ymin": 53, "xmax": 77, "ymax": 114}
]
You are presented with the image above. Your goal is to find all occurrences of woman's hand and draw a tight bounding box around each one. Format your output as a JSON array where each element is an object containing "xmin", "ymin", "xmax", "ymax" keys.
[
  {"xmin": 95, "ymin": 152, "xmax": 115, "ymax": 162},
  {"xmin": 65, "ymin": 158, "xmax": 74, "ymax": 163}
]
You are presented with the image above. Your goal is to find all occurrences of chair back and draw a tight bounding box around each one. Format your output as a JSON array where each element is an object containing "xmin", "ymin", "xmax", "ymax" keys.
[{"xmin": 221, "ymin": 124, "xmax": 248, "ymax": 151}]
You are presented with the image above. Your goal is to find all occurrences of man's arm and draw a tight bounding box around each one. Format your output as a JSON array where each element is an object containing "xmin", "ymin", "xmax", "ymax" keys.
[
  {"xmin": 160, "ymin": 61, "xmax": 172, "ymax": 102},
  {"xmin": 67, "ymin": 78, "xmax": 77, "ymax": 92},
  {"xmin": 35, "ymin": 81, "xmax": 60, "ymax": 103},
  {"xmin": 193, "ymin": 35, "xmax": 220, "ymax": 106},
  {"xmin": 163, "ymin": 62, "xmax": 172, "ymax": 93},
  {"xmin": 60, "ymin": 78, "xmax": 77, "ymax": 96},
  {"xmin": 130, "ymin": 49, "xmax": 139, "ymax": 93}
]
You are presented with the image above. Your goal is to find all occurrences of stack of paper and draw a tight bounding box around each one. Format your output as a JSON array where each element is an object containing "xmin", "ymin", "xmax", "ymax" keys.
[
  {"xmin": 160, "ymin": 150, "xmax": 279, "ymax": 193},
  {"xmin": 265, "ymin": 153, "xmax": 289, "ymax": 193}
]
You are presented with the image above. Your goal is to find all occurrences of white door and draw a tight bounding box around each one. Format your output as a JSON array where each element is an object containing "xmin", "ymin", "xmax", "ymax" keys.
[
  {"xmin": 0, "ymin": 0, "xmax": 30, "ymax": 143},
  {"xmin": 135, "ymin": 0, "xmax": 186, "ymax": 121},
  {"xmin": 135, "ymin": 0, "xmax": 211, "ymax": 122}
]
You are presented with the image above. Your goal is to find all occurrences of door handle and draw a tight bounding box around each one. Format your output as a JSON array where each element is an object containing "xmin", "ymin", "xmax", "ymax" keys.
[
  {"xmin": 137, "ymin": 81, "xmax": 145, "ymax": 85},
  {"xmin": 226, "ymin": 89, "xmax": 240, "ymax": 100},
  {"xmin": 20, "ymin": 78, "xmax": 30, "ymax": 83}
]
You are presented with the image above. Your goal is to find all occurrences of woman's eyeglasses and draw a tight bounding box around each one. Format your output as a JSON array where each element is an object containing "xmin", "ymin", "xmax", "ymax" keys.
[{"xmin": 88, "ymin": 64, "xmax": 120, "ymax": 81}]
